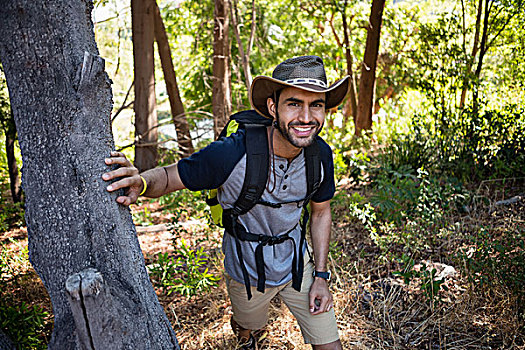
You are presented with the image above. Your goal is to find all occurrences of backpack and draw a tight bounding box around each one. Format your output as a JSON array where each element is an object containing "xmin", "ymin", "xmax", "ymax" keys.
[{"xmin": 206, "ymin": 110, "xmax": 322, "ymax": 299}]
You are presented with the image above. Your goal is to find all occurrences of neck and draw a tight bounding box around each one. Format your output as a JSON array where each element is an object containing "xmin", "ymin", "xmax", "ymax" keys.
[{"xmin": 268, "ymin": 126, "xmax": 302, "ymax": 162}]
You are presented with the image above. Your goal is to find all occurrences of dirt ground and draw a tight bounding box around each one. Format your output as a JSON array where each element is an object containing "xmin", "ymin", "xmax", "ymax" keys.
[{"xmin": 1, "ymin": 189, "xmax": 523, "ymax": 349}]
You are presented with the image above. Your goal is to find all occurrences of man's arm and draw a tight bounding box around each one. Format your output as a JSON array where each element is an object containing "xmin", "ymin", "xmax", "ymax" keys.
[
  {"xmin": 102, "ymin": 151, "xmax": 186, "ymax": 206},
  {"xmin": 308, "ymin": 199, "xmax": 334, "ymax": 315}
]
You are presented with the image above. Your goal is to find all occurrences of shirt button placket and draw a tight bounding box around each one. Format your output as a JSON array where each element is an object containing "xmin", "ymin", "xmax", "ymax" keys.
[{"xmin": 282, "ymin": 164, "xmax": 288, "ymax": 191}]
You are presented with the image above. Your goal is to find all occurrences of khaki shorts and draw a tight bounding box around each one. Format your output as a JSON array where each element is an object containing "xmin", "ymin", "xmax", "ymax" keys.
[{"xmin": 225, "ymin": 260, "xmax": 340, "ymax": 345}]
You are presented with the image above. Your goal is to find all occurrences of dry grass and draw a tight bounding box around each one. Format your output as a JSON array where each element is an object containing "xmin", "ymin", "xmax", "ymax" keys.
[{"xmin": 1, "ymin": 180, "xmax": 523, "ymax": 349}]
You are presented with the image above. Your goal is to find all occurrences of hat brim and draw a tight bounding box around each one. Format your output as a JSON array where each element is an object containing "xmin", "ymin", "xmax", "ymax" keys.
[{"xmin": 249, "ymin": 75, "xmax": 350, "ymax": 119}]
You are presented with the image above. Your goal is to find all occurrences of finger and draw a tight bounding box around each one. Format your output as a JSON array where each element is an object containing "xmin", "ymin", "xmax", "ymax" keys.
[
  {"xmin": 309, "ymin": 294, "xmax": 318, "ymax": 313},
  {"xmin": 106, "ymin": 177, "xmax": 140, "ymax": 192},
  {"xmin": 116, "ymin": 195, "xmax": 133, "ymax": 206},
  {"xmin": 313, "ymin": 296, "xmax": 330, "ymax": 315},
  {"xmin": 105, "ymin": 156, "xmax": 133, "ymax": 167},
  {"xmin": 126, "ymin": 189, "xmax": 139, "ymax": 204},
  {"xmin": 102, "ymin": 167, "xmax": 139, "ymax": 181},
  {"xmin": 110, "ymin": 151, "xmax": 126, "ymax": 157}
]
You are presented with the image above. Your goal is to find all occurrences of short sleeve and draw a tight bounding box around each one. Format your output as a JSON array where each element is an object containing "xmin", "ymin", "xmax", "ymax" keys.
[
  {"xmin": 177, "ymin": 130, "xmax": 246, "ymax": 191},
  {"xmin": 311, "ymin": 137, "xmax": 335, "ymax": 203}
]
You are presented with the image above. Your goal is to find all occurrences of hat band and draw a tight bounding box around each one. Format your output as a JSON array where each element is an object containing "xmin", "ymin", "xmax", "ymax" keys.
[{"xmin": 284, "ymin": 78, "xmax": 327, "ymax": 89}]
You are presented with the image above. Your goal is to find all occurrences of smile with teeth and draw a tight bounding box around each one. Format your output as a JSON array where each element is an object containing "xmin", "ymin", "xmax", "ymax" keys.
[{"xmin": 291, "ymin": 125, "xmax": 316, "ymax": 136}]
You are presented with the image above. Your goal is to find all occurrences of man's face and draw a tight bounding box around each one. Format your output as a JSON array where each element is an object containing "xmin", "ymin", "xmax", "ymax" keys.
[{"xmin": 268, "ymin": 87, "xmax": 326, "ymax": 148}]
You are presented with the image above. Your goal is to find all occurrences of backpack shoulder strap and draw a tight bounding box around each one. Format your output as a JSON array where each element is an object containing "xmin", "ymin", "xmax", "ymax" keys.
[
  {"xmin": 303, "ymin": 139, "xmax": 321, "ymax": 199},
  {"xmin": 231, "ymin": 124, "xmax": 269, "ymax": 215}
]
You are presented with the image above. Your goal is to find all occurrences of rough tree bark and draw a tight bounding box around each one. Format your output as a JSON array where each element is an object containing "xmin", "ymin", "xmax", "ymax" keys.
[
  {"xmin": 153, "ymin": 2, "xmax": 194, "ymax": 158},
  {"xmin": 0, "ymin": 1, "xmax": 179, "ymax": 348},
  {"xmin": 0, "ymin": 329, "xmax": 14, "ymax": 350},
  {"xmin": 355, "ymin": 0, "xmax": 386, "ymax": 136},
  {"xmin": 213, "ymin": 0, "xmax": 232, "ymax": 138},
  {"xmin": 132, "ymin": 0, "xmax": 158, "ymax": 171}
]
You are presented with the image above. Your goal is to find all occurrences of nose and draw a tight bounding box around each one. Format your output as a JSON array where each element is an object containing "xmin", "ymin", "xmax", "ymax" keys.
[{"xmin": 298, "ymin": 106, "xmax": 312, "ymax": 123}]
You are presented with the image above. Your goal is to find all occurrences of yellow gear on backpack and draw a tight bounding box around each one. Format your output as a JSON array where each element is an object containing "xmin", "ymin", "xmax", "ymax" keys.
[{"xmin": 207, "ymin": 120, "xmax": 240, "ymax": 227}]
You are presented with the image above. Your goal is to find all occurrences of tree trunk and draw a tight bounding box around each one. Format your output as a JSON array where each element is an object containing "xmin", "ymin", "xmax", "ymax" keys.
[
  {"xmin": 4, "ymin": 113, "xmax": 21, "ymax": 203},
  {"xmin": 473, "ymin": 0, "xmax": 490, "ymax": 116},
  {"xmin": 355, "ymin": 0, "xmax": 386, "ymax": 136},
  {"xmin": 0, "ymin": 1, "xmax": 179, "ymax": 349},
  {"xmin": 230, "ymin": 0, "xmax": 256, "ymax": 91},
  {"xmin": 0, "ymin": 329, "xmax": 14, "ymax": 350},
  {"xmin": 459, "ymin": 0, "xmax": 483, "ymax": 108},
  {"xmin": 153, "ymin": 2, "xmax": 194, "ymax": 158},
  {"xmin": 341, "ymin": 0, "xmax": 358, "ymax": 125},
  {"xmin": 213, "ymin": 0, "xmax": 232, "ymax": 138},
  {"xmin": 132, "ymin": 0, "xmax": 158, "ymax": 171}
]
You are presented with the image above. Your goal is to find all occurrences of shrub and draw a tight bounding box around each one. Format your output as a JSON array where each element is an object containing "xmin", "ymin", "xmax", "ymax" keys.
[
  {"xmin": 375, "ymin": 105, "xmax": 525, "ymax": 182},
  {"xmin": 0, "ymin": 302, "xmax": 48, "ymax": 349},
  {"xmin": 0, "ymin": 244, "xmax": 48, "ymax": 349},
  {"xmin": 459, "ymin": 228, "xmax": 525, "ymax": 317},
  {"xmin": 148, "ymin": 238, "xmax": 220, "ymax": 298}
]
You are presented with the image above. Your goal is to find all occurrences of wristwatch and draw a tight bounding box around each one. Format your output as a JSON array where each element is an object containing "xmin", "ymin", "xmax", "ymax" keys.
[{"xmin": 313, "ymin": 270, "xmax": 331, "ymax": 282}]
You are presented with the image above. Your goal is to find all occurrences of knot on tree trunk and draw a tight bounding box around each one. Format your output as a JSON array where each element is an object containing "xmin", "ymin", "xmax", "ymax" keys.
[
  {"xmin": 65, "ymin": 268, "xmax": 123, "ymax": 350},
  {"xmin": 66, "ymin": 268, "xmax": 103, "ymax": 300}
]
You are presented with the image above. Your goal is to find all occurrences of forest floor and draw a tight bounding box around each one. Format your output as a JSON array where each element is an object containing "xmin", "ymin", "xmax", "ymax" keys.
[{"xmin": 1, "ymin": 180, "xmax": 524, "ymax": 349}]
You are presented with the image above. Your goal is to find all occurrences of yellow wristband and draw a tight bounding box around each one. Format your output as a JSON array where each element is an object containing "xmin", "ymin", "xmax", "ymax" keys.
[{"xmin": 139, "ymin": 176, "xmax": 147, "ymax": 196}]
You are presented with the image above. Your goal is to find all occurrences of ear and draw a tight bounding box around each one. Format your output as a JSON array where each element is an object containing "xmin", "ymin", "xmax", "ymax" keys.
[{"xmin": 267, "ymin": 97, "xmax": 277, "ymax": 119}]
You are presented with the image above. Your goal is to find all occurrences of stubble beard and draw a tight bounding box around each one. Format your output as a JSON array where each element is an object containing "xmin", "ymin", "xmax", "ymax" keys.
[{"xmin": 275, "ymin": 114, "xmax": 322, "ymax": 148}]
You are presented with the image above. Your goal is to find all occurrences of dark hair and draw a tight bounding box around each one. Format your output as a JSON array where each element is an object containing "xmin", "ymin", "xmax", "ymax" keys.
[{"xmin": 271, "ymin": 89, "xmax": 282, "ymax": 107}]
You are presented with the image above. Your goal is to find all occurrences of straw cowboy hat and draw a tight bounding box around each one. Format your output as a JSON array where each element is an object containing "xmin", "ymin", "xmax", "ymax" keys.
[{"xmin": 249, "ymin": 55, "xmax": 350, "ymax": 119}]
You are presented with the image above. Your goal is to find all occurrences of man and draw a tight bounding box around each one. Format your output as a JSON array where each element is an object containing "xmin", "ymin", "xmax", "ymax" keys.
[{"xmin": 103, "ymin": 56, "xmax": 349, "ymax": 349}]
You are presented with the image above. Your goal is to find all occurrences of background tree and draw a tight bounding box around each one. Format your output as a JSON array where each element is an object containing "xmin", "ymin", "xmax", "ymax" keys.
[
  {"xmin": 329, "ymin": 0, "xmax": 358, "ymax": 126},
  {"xmin": 132, "ymin": 0, "xmax": 158, "ymax": 171},
  {"xmin": 0, "ymin": 63, "xmax": 21, "ymax": 203},
  {"xmin": 0, "ymin": 0, "xmax": 179, "ymax": 348},
  {"xmin": 154, "ymin": 2, "xmax": 194, "ymax": 158},
  {"xmin": 470, "ymin": 0, "xmax": 524, "ymax": 114},
  {"xmin": 230, "ymin": 0, "xmax": 256, "ymax": 91},
  {"xmin": 355, "ymin": 0, "xmax": 386, "ymax": 136},
  {"xmin": 212, "ymin": 0, "xmax": 232, "ymax": 137}
]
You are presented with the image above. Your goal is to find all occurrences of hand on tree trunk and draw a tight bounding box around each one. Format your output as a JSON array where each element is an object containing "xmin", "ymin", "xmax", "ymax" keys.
[{"xmin": 103, "ymin": 151, "xmax": 142, "ymax": 206}]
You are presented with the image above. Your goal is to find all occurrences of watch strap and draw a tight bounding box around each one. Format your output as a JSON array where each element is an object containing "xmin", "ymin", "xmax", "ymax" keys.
[{"xmin": 313, "ymin": 270, "xmax": 331, "ymax": 281}]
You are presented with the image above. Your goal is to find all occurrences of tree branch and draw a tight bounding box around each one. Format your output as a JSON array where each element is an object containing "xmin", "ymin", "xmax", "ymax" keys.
[
  {"xmin": 247, "ymin": 0, "xmax": 256, "ymax": 57},
  {"xmin": 229, "ymin": 0, "xmax": 252, "ymax": 90},
  {"xmin": 329, "ymin": 12, "xmax": 343, "ymax": 48},
  {"xmin": 111, "ymin": 80, "xmax": 134, "ymax": 122}
]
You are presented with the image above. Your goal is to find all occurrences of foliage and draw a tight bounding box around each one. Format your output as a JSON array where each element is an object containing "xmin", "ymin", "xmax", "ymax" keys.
[
  {"xmin": 147, "ymin": 212, "xmax": 219, "ymax": 298},
  {"xmin": 0, "ymin": 243, "xmax": 48, "ymax": 349},
  {"xmin": 133, "ymin": 189, "xmax": 207, "ymax": 226},
  {"xmin": 458, "ymin": 228, "xmax": 525, "ymax": 315},
  {"xmin": 374, "ymin": 104, "xmax": 525, "ymax": 182},
  {"xmin": 148, "ymin": 238, "xmax": 220, "ymax": 298},
  {"xmin": 0, "ymin": 302, "xmax": 48, "ymax": 349},
  {"xmin": 158, "ymin": 190, "xmax": 207, "ymax": 217},
  {"xmin": 0, "ymin": 191, "xmax": 24, "ymax": 232},
  {"xmin": 445, "ymin": 106, "xmax": 525, "ymax": 179},
  {"xmin": 375, "ymin": 114, "xmax": 437, "ymax": 172},
  {"xmin": 393, "ymin": 253, "xmax": 449, "ymax": 304},
  {"xmin": 409, "ymin": 11, "xmax": 466, "ymax": 114},
  {"xmin": 367, "ymin": 167, "xmax": 467, "ymax": 252}
]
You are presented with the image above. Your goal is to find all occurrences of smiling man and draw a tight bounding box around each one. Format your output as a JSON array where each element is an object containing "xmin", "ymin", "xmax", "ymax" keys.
[{"xmin": 103, "ymin": 56, "xmax": 348, "ymax": 349}]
